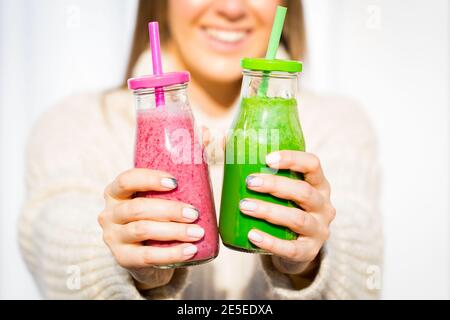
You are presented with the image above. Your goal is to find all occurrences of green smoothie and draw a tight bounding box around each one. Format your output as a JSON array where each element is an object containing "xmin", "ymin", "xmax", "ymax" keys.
[{"xmin": 219, "ymin": 96, "xmax": 305, "ymax": 253}]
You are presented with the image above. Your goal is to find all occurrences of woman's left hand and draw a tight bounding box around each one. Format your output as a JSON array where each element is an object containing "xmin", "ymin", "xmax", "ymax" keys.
[{"xmin": 240, "ymin": 150, "xmax": 336, "ymax": 276}]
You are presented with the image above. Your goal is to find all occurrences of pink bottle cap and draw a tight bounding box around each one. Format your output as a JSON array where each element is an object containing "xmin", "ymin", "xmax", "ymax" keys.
[{"xmin": 128, "ymin": 71, "xmax": 190, "ymax": 91}]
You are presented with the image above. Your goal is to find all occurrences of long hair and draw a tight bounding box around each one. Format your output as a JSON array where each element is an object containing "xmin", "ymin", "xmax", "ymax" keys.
[{"xmin": 123, "ymin": 0, "xmax": 307, "ymax": 85}]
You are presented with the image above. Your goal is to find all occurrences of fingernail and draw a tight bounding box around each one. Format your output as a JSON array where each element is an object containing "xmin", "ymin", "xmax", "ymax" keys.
[
  {"xmin": 161, "ymin": 177, "xmax": 177, "ymax": 189},
  {"xmin": 266, "ymin": 152, "xmax": 281, "ymax": 165},
  {"xmin": 248, "ymin": 230, "xmax": 263, "ymax": 243},
  {"xmin": 246, "ymin": 175, "xmax": 263, "ymax": 187},
  {"xmin": 240, "ymin": 200, "xmax": 258, "ymax": 211},
  {"xmin": 182, "ymin": 207, "xmax": 199, "ymax": 221},
  {"xmin": 187, "ymin": 226, "xmax": 205, "ymax": 239},
  {"xmin": 183, "ymin": 245, "xmax": 198, "ymax": 256}
]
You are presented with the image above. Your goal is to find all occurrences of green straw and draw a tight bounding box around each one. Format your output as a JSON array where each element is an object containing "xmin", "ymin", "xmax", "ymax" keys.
[{"xmin": 257, "ymin": 6, "xmax": 287, "ymax": 97}]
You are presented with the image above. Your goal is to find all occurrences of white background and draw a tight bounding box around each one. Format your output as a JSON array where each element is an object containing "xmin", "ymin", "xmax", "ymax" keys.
[{"xmin": 0, "ymin": 0, "xmax": 448, "ymax": 299}]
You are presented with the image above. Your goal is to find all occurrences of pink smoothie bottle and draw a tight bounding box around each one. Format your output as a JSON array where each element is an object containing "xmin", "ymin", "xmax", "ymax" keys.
[{"xmin": 127, "ymin": 22, "xmax": 219, "ymax": 268}]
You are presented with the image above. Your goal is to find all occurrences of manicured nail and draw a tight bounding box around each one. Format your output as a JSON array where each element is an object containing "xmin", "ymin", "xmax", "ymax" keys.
[
  {"xmin": 182, "ymin": 207, "xmax": 199, "ymax": 220},
  {"xmin": 187, "ymin": 226, "xmax": 205, "ymax": 239},
  {"xmin": 246, "ymin": 175, "xmax": 263, "ymax": 187},
  {"xmin": 183, "ymin": 245, "xmax": 198, "ymax": 256},
  {"xmin": 240, "ymin": 200, "xmax": 258, "ymax": 211},
  {"xmin": 266, "ymin": 152, "xmax": 281, "ymax": 165},
  {"xmin": 161, "ymin": 177, "xmax": 177, "ymax": 189},
  {"xmin": 248, "ymin": 230, "xmax": 263, "ymax": 243}
]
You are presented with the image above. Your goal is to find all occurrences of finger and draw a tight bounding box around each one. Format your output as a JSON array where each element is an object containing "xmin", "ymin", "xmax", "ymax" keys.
[
  {"xmin": 265, "ymin": 151, "xmax": 329, "ymax": 191},
  {"xmin": 239, "ymin": 199, "xmax": 319, "ymax": 236},
  {"xmin": 113, "ymin": 197, "xmax": 199, "ymax": 224},
  {"xmin": 108, "ymin": 168, "xmax": 177, "ymax": 199},
  {"xmin": 116, "ymin": 243, "xmax": 198, "ymax": 268},
  {"xmin": 120, "ymin": 221, "xmax": 205, "ymax": 243},
  {"xmin": 246, "ymin": 174, "xmax": 324, "ymax": 212},
  {"xmin": 247, "ymin": 229, "xmax": 317, "ymax": 262}
]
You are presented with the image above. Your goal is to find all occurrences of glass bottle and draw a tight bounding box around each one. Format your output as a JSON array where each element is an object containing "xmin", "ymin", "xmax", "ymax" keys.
[
  {"xmin": 129, "ymin": 72, "xmax": 219, "ymax": 267},
  {"xmin": 219, "ymin": 58, "xmax": 305, "ymax": 253}
]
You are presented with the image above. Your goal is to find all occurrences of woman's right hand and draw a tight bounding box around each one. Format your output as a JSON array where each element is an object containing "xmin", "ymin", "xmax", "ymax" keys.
[{"xmin": 98, "ymin": 168, "xmax": 204, "ymax": 290}]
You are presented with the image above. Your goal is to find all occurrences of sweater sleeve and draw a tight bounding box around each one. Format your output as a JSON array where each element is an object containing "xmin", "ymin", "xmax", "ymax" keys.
[
  {"xmin": 18, "ymin": 94, "xmax": 190, "ymax": 300},
  {"xmin": 259, "ymin": 98, "xmax": 383, "ymax": 299}
]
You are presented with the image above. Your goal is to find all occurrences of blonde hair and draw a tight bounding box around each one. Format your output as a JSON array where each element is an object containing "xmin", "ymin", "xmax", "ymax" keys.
[{"xmin": 123, "ymin": 0, "xmax": 306, "ymax": 85}]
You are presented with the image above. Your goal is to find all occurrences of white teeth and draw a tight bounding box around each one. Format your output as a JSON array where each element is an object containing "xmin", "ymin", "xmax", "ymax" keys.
[{"xmin": 205, "ymin": 28, "xmax": 247, "ymax": 43}]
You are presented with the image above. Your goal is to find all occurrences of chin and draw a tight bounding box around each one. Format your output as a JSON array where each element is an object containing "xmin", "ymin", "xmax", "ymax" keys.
[
  {"xmin": 189, "ymin": 57, "xmax": 243, "ymax": 83},
  {"xmin": 203, "ymin": 68, "xmax": 243, "ymax": 83}
]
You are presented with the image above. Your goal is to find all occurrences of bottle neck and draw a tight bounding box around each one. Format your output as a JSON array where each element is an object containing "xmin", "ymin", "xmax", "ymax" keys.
[
  {"xmin": 133, "ymin": 84, "xmax": 188, "ymax": 112},
  {"xmin": 241, "ymin": 70, "xmax": 298, "ymax": 100}
]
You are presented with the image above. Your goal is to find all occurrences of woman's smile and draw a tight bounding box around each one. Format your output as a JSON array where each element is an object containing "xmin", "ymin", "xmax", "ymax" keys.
[
  {"xmin": 168, "ymin": 0, "xmax": 279, "ymax": 83},
  {"xmin": 200, "ymin": 26, "xmax": 252, "ymax": 53}
]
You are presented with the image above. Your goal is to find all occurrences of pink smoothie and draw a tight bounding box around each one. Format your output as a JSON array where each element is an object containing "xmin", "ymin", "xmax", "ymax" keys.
[{"xmin": 134, "ymin": 108, "xmax": 219, "ymax": 262}]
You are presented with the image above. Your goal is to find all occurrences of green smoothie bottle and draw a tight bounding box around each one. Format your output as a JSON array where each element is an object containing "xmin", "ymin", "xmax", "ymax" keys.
[{"xmin": 219, "ymin": 57, "xmax": 304, "ymax": 253}]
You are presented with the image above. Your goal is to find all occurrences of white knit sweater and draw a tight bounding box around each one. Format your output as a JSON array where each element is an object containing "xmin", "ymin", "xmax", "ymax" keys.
[{"xmin": 19, "ymin": 51, "xmax": 383, "ymax": 300}]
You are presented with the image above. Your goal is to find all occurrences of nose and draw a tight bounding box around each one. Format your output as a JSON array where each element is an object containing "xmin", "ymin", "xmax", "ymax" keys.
[{"xmin": 215, "ymin": 0, "xmax": 247, "ymax": 21}]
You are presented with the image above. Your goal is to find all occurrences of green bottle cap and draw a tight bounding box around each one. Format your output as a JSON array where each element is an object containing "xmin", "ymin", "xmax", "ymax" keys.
[{"xmin": 241, "ymin": 58, "xmax": 302, "ymax": 73}]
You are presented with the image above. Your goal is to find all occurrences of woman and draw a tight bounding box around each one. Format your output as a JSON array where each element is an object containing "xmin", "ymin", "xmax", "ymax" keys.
[{"xmin": 19, "ymin": 0, "xmax": 382, "ymax": 299}]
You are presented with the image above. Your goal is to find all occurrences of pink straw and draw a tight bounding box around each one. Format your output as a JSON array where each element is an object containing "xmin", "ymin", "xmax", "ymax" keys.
[{"xmin": 148, "ymin": 22, "xmax": 165, "ymax": 107}]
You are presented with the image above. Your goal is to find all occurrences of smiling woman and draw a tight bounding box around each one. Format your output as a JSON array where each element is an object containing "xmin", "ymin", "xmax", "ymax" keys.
[
  {"xmin": 19, "ymin": 0, "xmax": 383, "ymax": 300},
  {"xmin": 124, "ymin": 0, "xmax": 306, "ymax": 86}
]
